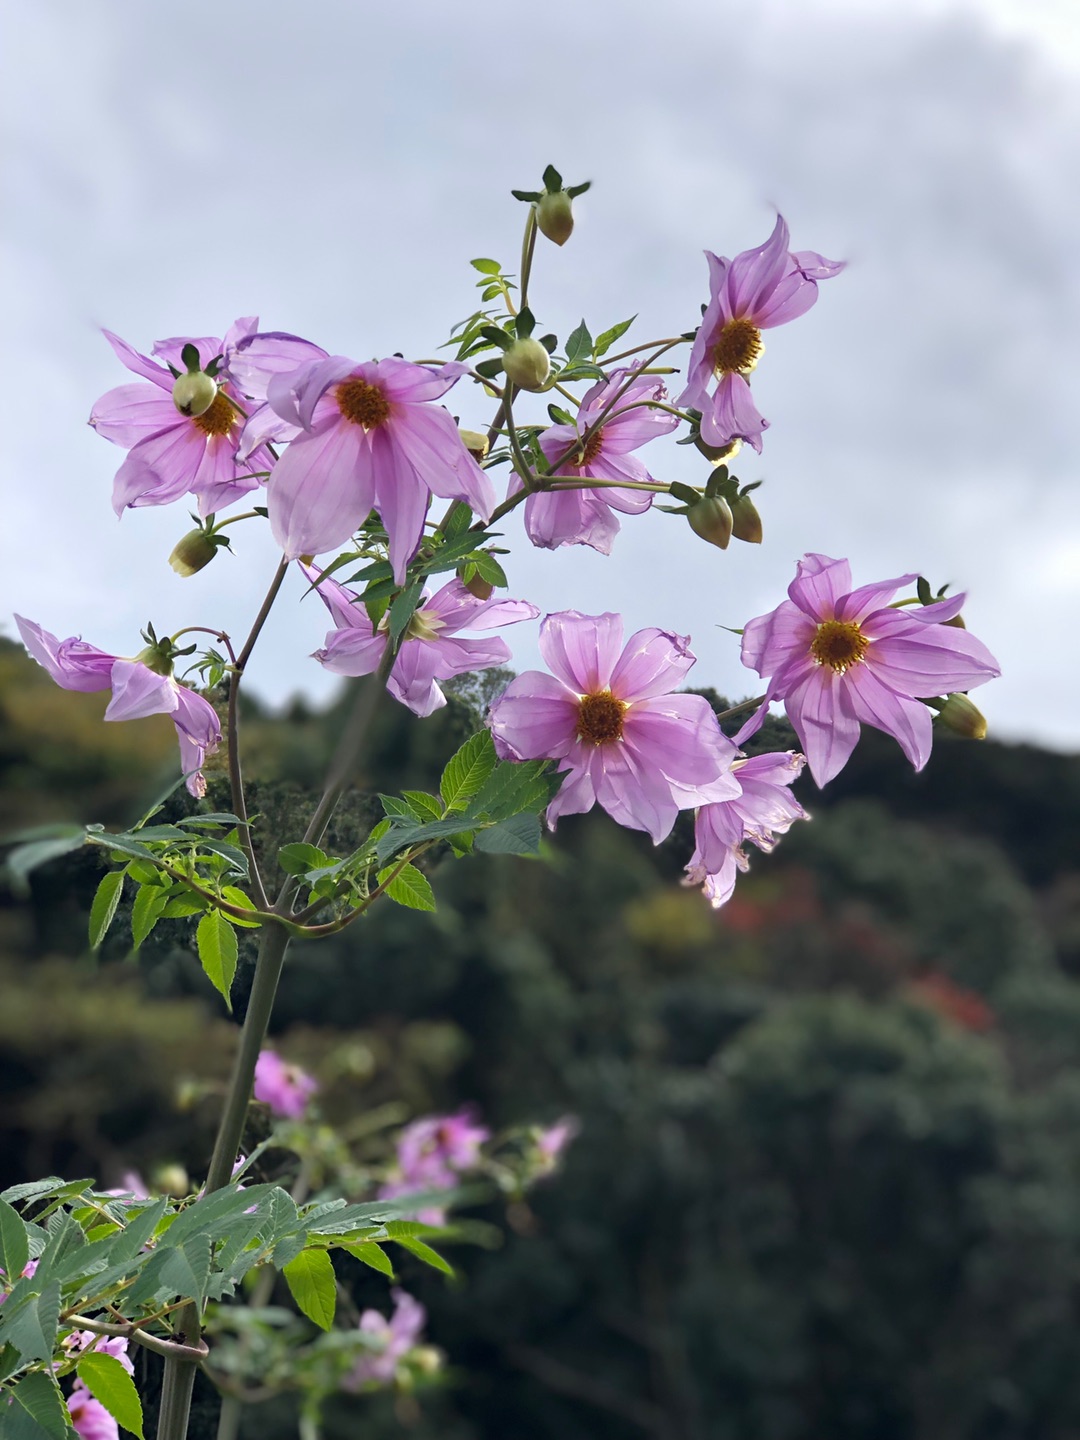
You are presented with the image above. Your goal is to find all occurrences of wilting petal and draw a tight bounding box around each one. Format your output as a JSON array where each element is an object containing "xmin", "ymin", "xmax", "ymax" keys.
[
  {"xmin": 112, "ymin": 424, "xmax": 206, "ymax": 514},
  {"xmin": 104, "ymin": 663, "xmax": 179, "ymax": 722},
  {"xmin": 539, "ymin": 611, "xmax": 624, "ymax": 694},
  {"xmin": 172, "ymin": 687, "xmax": 222, "ymax": 797},
  {"xmin": 229, "ymin": 331, "xmax": 329, "ymax": 400},
  {"xmin": 388, "ymin": 640, "xmax": 451, "ymax": 717},
  {"xmin": 14, "ymin": 617, "xmax": 115, "ymax": 691},
  {"xmin": 725, "ymin": 215, "xmax": 792, "ymax": 320},
  {"xmin": 524, "ymin": 489, "xmax": 621, "ymax": 553},
  {"xmin": 316, "ymin": 627, "xmax": 388, "ymax": 677},
  {"xmin": 700, "ymin": 372, "xmax": 768, "ymax": 452}
]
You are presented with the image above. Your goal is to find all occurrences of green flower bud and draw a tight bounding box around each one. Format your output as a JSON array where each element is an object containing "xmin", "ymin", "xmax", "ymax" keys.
[
  {"xmin": 134, "ymin": 642, "xmax": 175, "ymax": 676},
  {"xmin": 686, "ymin": 495, "xmax": 733, "ymax": 549},
  {"xmin": 536, "ymin": 189, "xmax": 575, "ymax": 246},
  {"xmin": 694, "ymin": 435, "xmax": 742, "ymax": 465},
  {"xmin": 411, "ymin": 1346, "xmax": 443, "ymax": 1376},
  {"xmin": 169, "ymin": 528, "xmax": 220, "ymax": 577},
  {"xmin": 730, "ymin": 494, "xmax": 763, "ymax": 544},
  {"xmin": 937, "ymin": 693, "xmax": 987, "ymax": 740},
  {"xmin": 458, "ymin": 428, "xmax": 490, "ymax": 462},
  {"xmin": 172, "ymin": 369, "xmax": 219, "ymax": 418},
  {"xmin": 153, "ymin": 1163, "xmax": 190, "ymax": 1197},
  {"xmin": 502, "ymin": 337, "xmax": 551, "ymax": 392}
]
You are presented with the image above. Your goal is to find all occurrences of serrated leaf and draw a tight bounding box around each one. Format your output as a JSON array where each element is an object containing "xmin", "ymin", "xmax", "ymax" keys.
[
  {"xmin": 379, "ymin": 795, "xmax": 414, "ymax": 820},
  {"xmin": 374, "ymin": 818, "xmax": 479, "ymax": 866},
  {"xmin": 278, "ymin": 843, "xmax": 329, "ymax": 876},
  {"xmin": 377, "ymin": 863, "xmax": 436, "ymax": 912},
  {"xmin": 441, "ymin": 501, "xmax": 474, "ymax": 538},
  {"xmin": 388, "ymin": 580, "xmax": 424, "ymax": 647},
  {"xmin": 175, "ymin": 812, "xmax": 247, "ymax": 829},
  {"xmin": 0, "ymin": 1199, "xmax": 30, "ymax": 1283},
  {"xmin": 471, "ymin": 552, "xmax": 508, "ymax": 587},
  {"xmin": 0, "ymin": 1179, "xmax": 65, "ymax": 1205},
  {"xmin": 400, "ymin": 791, "xmax": 443, "ymax": 822},
  {"xmin": 474, "ymin": 813, "xmax": 543, "ymax": 855},
  {"xmin": 440, "ymin": 732, "xmax": 497, "ymax": 811},
  {"xmin": 564, "ymin": 319, "xmax": 593, "ymax": 368},
  {"xmin": 468, "ymin": 758, "xmax": 554, "ymax": 822},
  {"xmin": 197, "ymin": 839, "xmax": 249, "ymax": 876},
  {"xmin": 593, "ymin": 315, "xmax": 636, "ymax": 358},
  {"xmin": 109, "ymin": 1198, "xmax": 168, "ymax": 1266},
  {"xmin": 2, "ymin": 1281, "xmax": 60, "ymax": 1362},
  {"xmin": 343, "ymin": 1241, "xmax": 394, "ymax": 1277},
  {"xmin": 196, "ymin": 910, "xmax": 238, "ymax": 1009},
  {"xmin": 88, "ymin": 871, "xmax": 125, "ymax": 950},
  {"xmin": 159, "ymin": 1234, "xmax": 211, "ymax": 1306},
  {"xmin": 4, "ymin": 1370, "xmax": 69, "ymax": 1438},
  {"xmin": 161, "ymin": 894, "xmax": 206, "ymax": 919},
  {"xmin": 392, "ymin": 1235, "xmax": 455, "ymax": 1277},
  {"xmin": 283, "ymin": 1248, "xmax": 336, "ymax": 1330},
  {"xmin": 77, "ymin": 1352, "xmax": 145, "ymax": 1439},
  {"xmin": 131, "ymin": 883, "xmax": 169, "ymax": 951},
  {"xmin": 221, "ymin": 886, "xmax": 261, "ymax": 928}
]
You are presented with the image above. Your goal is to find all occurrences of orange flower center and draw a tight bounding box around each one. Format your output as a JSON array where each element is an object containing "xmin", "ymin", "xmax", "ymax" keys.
[
  {"xmin": 192, "ymin": 392, "xmax": 237, "ymax": 438},
  {"xmin": 810, "ymin": 619, "xmax": 869, "ymax": 674},
  {"xmin": 576, "ymin": 689, "xmax": 627, "ymax": 745},
  {"xmin": 580, "ymin": 428, "xmax": 604, "ymax": 465},
  {"xmin": 711, "ymin": 318, "xmax": 764, "ymax": 376},
  {"xmin": 337, "ymin": 378, "xmax": 391, "ymax": 429}
]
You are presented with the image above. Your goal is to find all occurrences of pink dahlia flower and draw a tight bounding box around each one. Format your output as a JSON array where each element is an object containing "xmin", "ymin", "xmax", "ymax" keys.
[
  {"xmin": 14, "ymin": 617, "xmax": 221, "ymax": 798},
  {"xmin": 678, "ymin": 216, "xmax": 844, "ymax": 452},
  {"xmin": 67, "ymin": 1388, "xmax": 118, "ymax": 1440},
  {"xmin": 305, "ymin": 565, "xmax": 537, "ymax": 718},
  {"xmin": 378, "ymin": 1109, "xmax": 490, "ymax": 1224},
  {"xmin": 90, "ymin": 319, "xmax": 277, "ymax": 517},
  {"xmin": 735, "ymin": 554, "xmax": 1001, "ymax": 786},
  {"xmin": 344, "ymin": 1289, "xmax": 427, "ymax": 1388},
  {"xmin": 263, "ymin": 356, "xmax": 495, "ymax": 580},
  {"xmin": 253, "ymin": 1050, "xmax": 318, "ymax": 1119},
  {"xmin": 685, "ymin": 751, "xmax": 809, "ymax": 908},
  {"xmin": 488, "ymin": 611, "xmax": 740, "ymax": 843},
  {"xmin": 512, "ymin": 368, "xmax": 678, "ymax": 553}
]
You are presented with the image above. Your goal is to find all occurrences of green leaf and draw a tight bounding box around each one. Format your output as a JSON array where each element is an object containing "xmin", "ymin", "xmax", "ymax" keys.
[
  {"xmin": 388, "ymin": 580, "xmax": 424, "ymax": 647},
  {"xmin": 392, "ymin": 1235, "xmax": 455, "ymax": 1277},
  {"xmin": 159, "ymin": 1234, "xmax": 212, "ymax": 1306},
  {"xmin": 564, "ymin": 319, "xmax": 593, "ymax": 368},
  {"xmin": 5, "ymin": 831, "xmax": 86, "ymax": 896},
  {"xmin": 474, "ymin": 813, "xmax": 543, "ymax": 855},
  {"xmin": 0, "ymin": 1179, "xmax": 65, "ymax": 1206},
  {"xmin": 221, "ymin": 886, "xmax": 262, "ymax": 928},
  {"xmin": 131, "ymin": 883, "xmax": 169, "ymax": 951},
  {"xmin": 92, "ymin": 832, "xmax": 162, "ymax": 867},
  {"xmin": 468, "ymin": 758, "xmax": 557, "ymax": 822},
  {"xmin": 377, "ymin": 863, "xmax": 436, "ymax": 912},
  {"xmin": 441, "ymin": 501, "xmax": 474, "ymax": 538},
  {"xmin": 2, "ymin": 1281, "xmax": 60, "ymax": 1362},
  {"xmin": 471, "ymin": 552, "xmax": 508, "ymax": 588},
  {"xmin": 88, "ymin": 871, "xmax": 125, "ymax": 950},
  {"xmin": 175, "ymin": 812, "xmax": 247, "ymax": 829},
  {"xmin": 161, "ymin": 894, "xmax": 206, "ymax": 919},
  {"xmin": 278, "ymin": 843, "xmax": 329, "ymax": 876},
  {"xmin": 4, "ymin": 1370, "xmax": 69, "ymax": 1439},
  {"xmin": 379, "ymin": 795, "xmax": 414, "ymax": 820},
  {"xmin": 196, "ymin": 910, "xmax": 238, "ymax": 1009},
  {"xmin": 77, "ymin": 1352, "xmax": 145, "ymax": 1439},
  {"xmin": 593, "ymin": 315, "xmax": 636, "ymax": 358},
  {"xmin": 0, "ymin": 1199, "xmax": 30, "ymax": 1283},
  {"xmin": 109, "ymin": 1198, "xmax": 168, "ymax": 1265},
  {"xmin": 197, "ymin": 838, "xmax": 249, "ymax": 876},
  {"xmin": 283, "ymin": 1248, "xmax": 336, "ymax": 1330},
  {"xmin": 342, "ymin": 1241, "xmax": 395, "ymax": 1277},
  {"xmin": 400, "ymin": 791, "xmax": 444, "ymax": 822},
  {"xmin": 375, "ymin": 818, "xmax": 480, "ymax": 867},
  {"xmin": 470, "ymin": 258, "xmax": 502, "ymax": 275},
  {"xmin": 440, "ymin": 731, "xmax": 497, "ymax": 811}
]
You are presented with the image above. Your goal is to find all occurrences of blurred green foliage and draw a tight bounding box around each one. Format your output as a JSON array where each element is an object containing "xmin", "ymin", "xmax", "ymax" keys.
[{"xmin": 4, "ymin": 633, "xmax": 1080, "ymax": 1439}]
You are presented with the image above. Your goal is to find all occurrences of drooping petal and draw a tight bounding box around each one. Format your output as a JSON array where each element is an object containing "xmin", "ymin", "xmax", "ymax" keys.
[
  {"xmin": 834, "ymin": 574, "xmax": 918, "ymax": 623},
  {"xmin": 268, "ymin": 419, "xmax": 374, "ymax": 559},
  {"xmin": 104, "ymin": 663, "xmax": 179, "ymax": 722},
  {"xmin": 538, "ymin": 611, "xmax": 624, "ymax": 694},
  {"xmin": 228, "ymin": 331, "xmax": 329, "ymax": 401},
  {"xmin": 192, "ymin": 435, "xmax": 261, "ymax": 517},
  {"xmin": 423, "ymin": 579, "xmax": 538, "ymax": 634},
  {"xmin": 783, "ymin": 666, "xmax": 861, "ymax": 787},
  {"xmin": 545, "ymin": 758, "xmax": 598, "ymax": 828},
  {"xmin": 592, "ymin": 740, "xmax": 681, "ymax": 843},
  {"xmin": 388, "ymin": 403, "xmax": 495, "ymax": 522},
  {"xmin": 89, "ymin": 385, "xmax": 182, "ymax": 447},
  {"xmin": 725, "ymin": 215, "xmax": 792, "ymax": 321},
  {"xmin": 791, "ymin": 250, "xmax": 846, "ymax": 281},
  {"xmin": 112, "ymin": 424, "xmax": 207, "ymax": 514},
  {"xmin": 388, "ymin": 639, "xmax": 450, "ymax": 717},
  {"xmin": 315, "ymin": 627, "xmax": 388, "ymax": 677},
  {"xmin": 699, "ymin": 372, "xmax": 768, "ymax": 453},
  {"xmin": 787, "ymin": 554, "xmax": 853, "ymax": 622},
  {"xmin": 524, "ymin": 489, "xmax": 621, "ymax": 553},
  {"xmin": 14, "ymin": 617, "xmax": 116, "ymax": 691},
  {"xmin": 171, "ymin": 687, "xmax": 222, "ymax": 797},
  {"xmin": 371, "ymin": 427, "xmax": 431, "ymax": 584},
  {"xmin": 844, "ymin": 665, "xmax": 935, "ymax": 771},
  {"xmin": 487, "ymin": 671, "xmax": 580, "ymax": 760},
  {"xmin": 267, "ymin": 355, "xmax": 356, "ymax": 431},
  {"xmin": 610, "ymin": 628, "xmax": 696, "ymax": 702},
  {"xmin": 237, "ymin": 401, "xmax": 302, "ymax": 461},
  {"xmin": 300, "ymin": 562, "xmax": 371, "ymax": 632},
  {"xmin": 102, "ymin": 329, "xmax": 171, "ymax": 388}
]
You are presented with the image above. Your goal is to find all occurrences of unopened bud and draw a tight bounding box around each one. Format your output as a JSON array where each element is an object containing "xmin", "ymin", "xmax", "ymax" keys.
[
  {"xmin": 686, "ymin": 496, "xmax": 733, "ymax": 549},
  {"xmin": 458, "ymin": 428, "xmax": 489, "ymax": 463},
  {"xmin": 172, "ymin": 370, "xmax": 218, "ymax": 419},
  {"xmin": 411, "ymin": 1346, "xmax": 442, "ymax": 1376},
  {"xmin": 502, "ymin": 338, "xmax": 551, "ymax": 392},
  {"xmin": 459, "ymin": 568, "xmax": 494, "ymax": 601},
  {"xmin": 169, "ymin": 529, "xmax": 220, "ymax": 577},
  {"xmin": 730, "ymin": 494, "xmax": 763, "ymax": 544},
  {"xmin": 937, "ymin": 693, "xmax": 987, "ymax": 740},
  {"xmin": 942, "ymin": 613, "xmax": 967, "ymax": 629},
  {"xmin": 536, "ymin": 190, "xmax": 574, "ymax": 246},
  {"xmin": 694, "ymin": 435, "xmax": 742, "ymax": 465},
  {"xmin": 153, "ymin": 1164, "xmax": 190, "ymax": 1197}
]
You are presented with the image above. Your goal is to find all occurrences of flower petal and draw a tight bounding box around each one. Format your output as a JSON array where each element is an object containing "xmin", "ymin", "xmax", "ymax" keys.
[
  {"xmin": 487, "ymin": 671, "xmax": 579, "ymax": 759},
  {"xmin": 102, "ymin": 329, "xmax": 171, "ymax": 387},
  {"xmin": 725, "ymin": 215, "xmax": 792, "ymax": 320},
  {"xmin": 268, "ymin": 418, "xmax": 374, "ymax": 559},
  {"xmin": 787, "ymin": 554, "xmax": 853, "ymax": 621},
  {"xmin": 104, "ymin": 663, "xmax": 179, "ymax": 722},
  {"xmin": 783, "ymin": 666, "xmax": 861, "ymax": 786},
  {"xmin": 14, "ymin": 617, "xmax": 116, "ymax": 691},
  {"xmin": 610, "ymin": 628, "xmax": 696, "ymax": 702},
  {"xmin": 699, "ymin": 372, "xmax": 768, "ymax": 453},
  {"xmin": 538, "ymin": 611, "xmax": 624, "ymax": 694},
  {"xmin": 89, "ymin": 385, "xmax": 181, "ymax": 447},
  {"xmin": 844, "ymin": 665, "xmax": 934, "ymax": 770},
  {"xmin": 388, "ymin": 404, "xmax": 495, "ymax": 522},
  {"xmin": 740, "ymin": 600, "xmax": 816, "ymax": 679},
  {"xmin": 371, "ymin": 427, "xmax": 430, "ymax": 584}
]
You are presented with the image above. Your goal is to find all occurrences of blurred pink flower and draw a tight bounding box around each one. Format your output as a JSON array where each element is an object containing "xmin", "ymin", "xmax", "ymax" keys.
[
  {"xmin": 344, "ymin": 1289, "xmax": 426, "ymax": 1388},
  {"xmin": 254, "ymin": 1050, "xmax": 318, "ymax": 1119}
]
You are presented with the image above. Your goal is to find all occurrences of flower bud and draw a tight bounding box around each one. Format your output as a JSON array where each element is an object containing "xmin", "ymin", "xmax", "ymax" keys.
[
  {"xmin": 172, "ymin": 370, "xmax": 218, "ymax": 419},
  {"xmin": 937, "ymin": 693, "xmax": 987, "ymax": 740},
  {"xmin": 153, "ymin": 1163, "xmax": 190, "ymax": 1197},
  {"xmin": 459, "ymin": 567, "xmax": 494, "ymax": 601},
  {"xmin": 694, "ymin": 435, "xmax": 742, "ymax": 465},
  {"xmin": 134, "ymin": 642, "xmax": 175, "ymax": 677},
  {"xmin": 458, "ymin": 428, "xmax": 489, "ymax": 463},
  {"xmin": 502, "ymin": 338, "xmax": 551, "ymax": 392},
  {"xmin": 169, "ymin": 528, "xmax": 220, "ymax": 577},
  {"xmin": 411, "ymin": 1346, "xmax": 443, "ymax": 1376},
  {"xmin": 686, "ymin": 495, "xmax": 733, "ymax": 549},
  {"xmin": 536, "ymin": 189, "xmax": 575, "ymax": 246},
  {"xmin": 730, "ymin": 494, "xmax": 763, "ymax": 544}
]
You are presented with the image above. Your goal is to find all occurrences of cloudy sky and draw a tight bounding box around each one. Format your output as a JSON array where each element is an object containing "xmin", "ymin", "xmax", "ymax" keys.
[{"xmin": 3, "ymin": 0, "xmax": 1078, "ymax": 752}]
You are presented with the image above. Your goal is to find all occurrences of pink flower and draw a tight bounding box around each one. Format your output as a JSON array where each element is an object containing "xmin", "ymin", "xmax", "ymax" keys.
[
  {"xmin": 305, "ymin": 565, "xmax": 537, "ymax": 718},
  {"xmin": 534, "ymin": 1117, "xmax": 579, "ymax": 1172},
  {"xmin": 735, "ymin": 554, "xmax": 1001, "ymax": 786},
  {"xmin": 90, "ymin": 320, "xmax": 277, "ymax": 517},
  {"xmin": 488, "ymin": 612, "xmax": 740, "ymax": 843},
  {"xmin": 66, "ymin": 1331, "xmax": 135, "ymax": 1376},
  {"xmin": 0, "ymin": 1259, "xmax": 38, "ymax": 1305},
  {"xmin": 678, "ymin": 216, "xmax": 844, "ymax": 452},
  {"xmin": 344, "ymin": 1289, "xmax": 426, "ymax": 1388},
  {"xmin": 513, "ymin": 368, "xmax": 678, "ymax": 553},
  {"xmin": 253, "ymin": 1050, "xmax": 318, "ymax": 1119},
  {"xmin": 14, "ymin": 617, "xmax": 221, "ymax": 798},
  {"xmin": 684, "ymin": 751, "xmax": 809, "ymax": 908},
  {"xmin": 378, "ymin": 1109, "xmax": 490, "ymax": 1224},
  {"xmin": 262, "ymin": 356, "xmax": 495, "ymax": 581},
  {"xmin": 67, "ymin": 1388, "xmax": 118, "ymax": 1440}
]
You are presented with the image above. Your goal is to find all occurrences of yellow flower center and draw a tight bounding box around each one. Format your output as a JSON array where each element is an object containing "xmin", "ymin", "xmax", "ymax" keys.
[
  {"xmin": 576, "ymin": 689, "xmax": 627, "ymax": 745},
  {"xmin": 336, "ymin": 378, "xmax": 391, "ymax": 429},
  {"xmin": 711, "ymin": 318, "xmax": 764, "ymax": 376},
  {"xmin": 192, "ymin": 392, "xmax": 237, "ymax": 438},
  {"xmin": 580, "ymin": 428, "xmax": 604, "ymax": 465},
  {"xmin": 376, "ymin": 607, "xmax": 445, "ymax": 642},
  {"xmin": 810, "ymin": 619, "xmax": 869, "ymax": 673}
]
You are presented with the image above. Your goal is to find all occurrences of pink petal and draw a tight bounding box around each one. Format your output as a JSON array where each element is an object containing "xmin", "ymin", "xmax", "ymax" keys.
[
  {"xmin": 14, "ymin": 617, "xmax": 115, "ymax": 691},
  {"xmin": 388, "ymin": 404, "xmax": 495, "ymax": 521},
  {"xmin": 592, "ymin": 742, "xmax": 680, "ymax": 843},
  {"xmin": 866, "ymin": 626, "xmax": 1000, "ymax": 696},
  {"xmin": 545, "ymin": 758, "xmax": 598, "ymax": 827},
  {"xmin": 487, "ymin": 671, "xmax": 579, "ymax": 759},
  {"xmin": 740, "ymin": 599, "xmax": 816, "ymax": 679},
  {"xmin": 315, "ymin": 628, "xmax": 388, "ymax": 677},
  {"xmin": 726, "ymin": 215, "xmax": 792, "ymax": 320},
  {"xmin": 388, "ymin": 640, "xmax": 449, "ymax": 717},
  {"xmin": 524, "ymin": 490, "xmax": 621, "ymax": 553},
  {"xmin": 228, "ymin": 331, "xmax": 329, "ymax": 401},
  {"xmin": 371, "ymin": 427, "xmax": 430, "ymax": 584},
  {"xmin": 192, "ymin": 435, "xmax": 260, "ymax": 517},
  {"xmin": 301, "ymin": 563, "xmax": 371, "ymax": 632},
  {"xmin": 89, "ymin": 385, "xmax": 181, "ymax": 447},
  {"xmin": 538, "ymin": 611, "xmax": 624, "ymax": 694},
  {"xmin": 610, "ymin": 628, "xmax": 696, "ymax": 702},
  {"xmin": 783, "ymin": 666, "xmax": 861, "ymax": 787},
  {"xmin": 268, "ymin": 419, "xmax": 374, "ymax": 559},
  {"xmin": 367, "ymin": 356, "xmax": 467, "ymax": 404},
  {"xmin": 104, "ymin": 663, "xmax": 179, "ymax": 722},
  {"xmin": 834, "ymin": 574, "xmax": 918, "ymax": 623},
  {"xmin": 102, "ymin": 329, "xmax": 171, "ymax": 388},
  {"xmin": 623, "ymin": 692, "xmax": 735, "ymax": 783},
  {"xmin": 844, "ymin": 666, "xmax": 934, "ymax": 770},
  {"xmin": 787, "ymin": 554, "xmax": 853, "ymax": 622},
  {"xmin": 700, "ymin": 372, "xmax": 768, "ymax": 453},
  {"xmin": 112, "ymin": 423, "xmax": 206, "ymax": 514}
]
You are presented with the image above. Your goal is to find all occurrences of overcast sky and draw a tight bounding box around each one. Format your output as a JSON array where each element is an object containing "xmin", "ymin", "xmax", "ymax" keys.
[{"xmin": 2, "ymin": 0, "xmax": 1078, "ymax": 753}]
